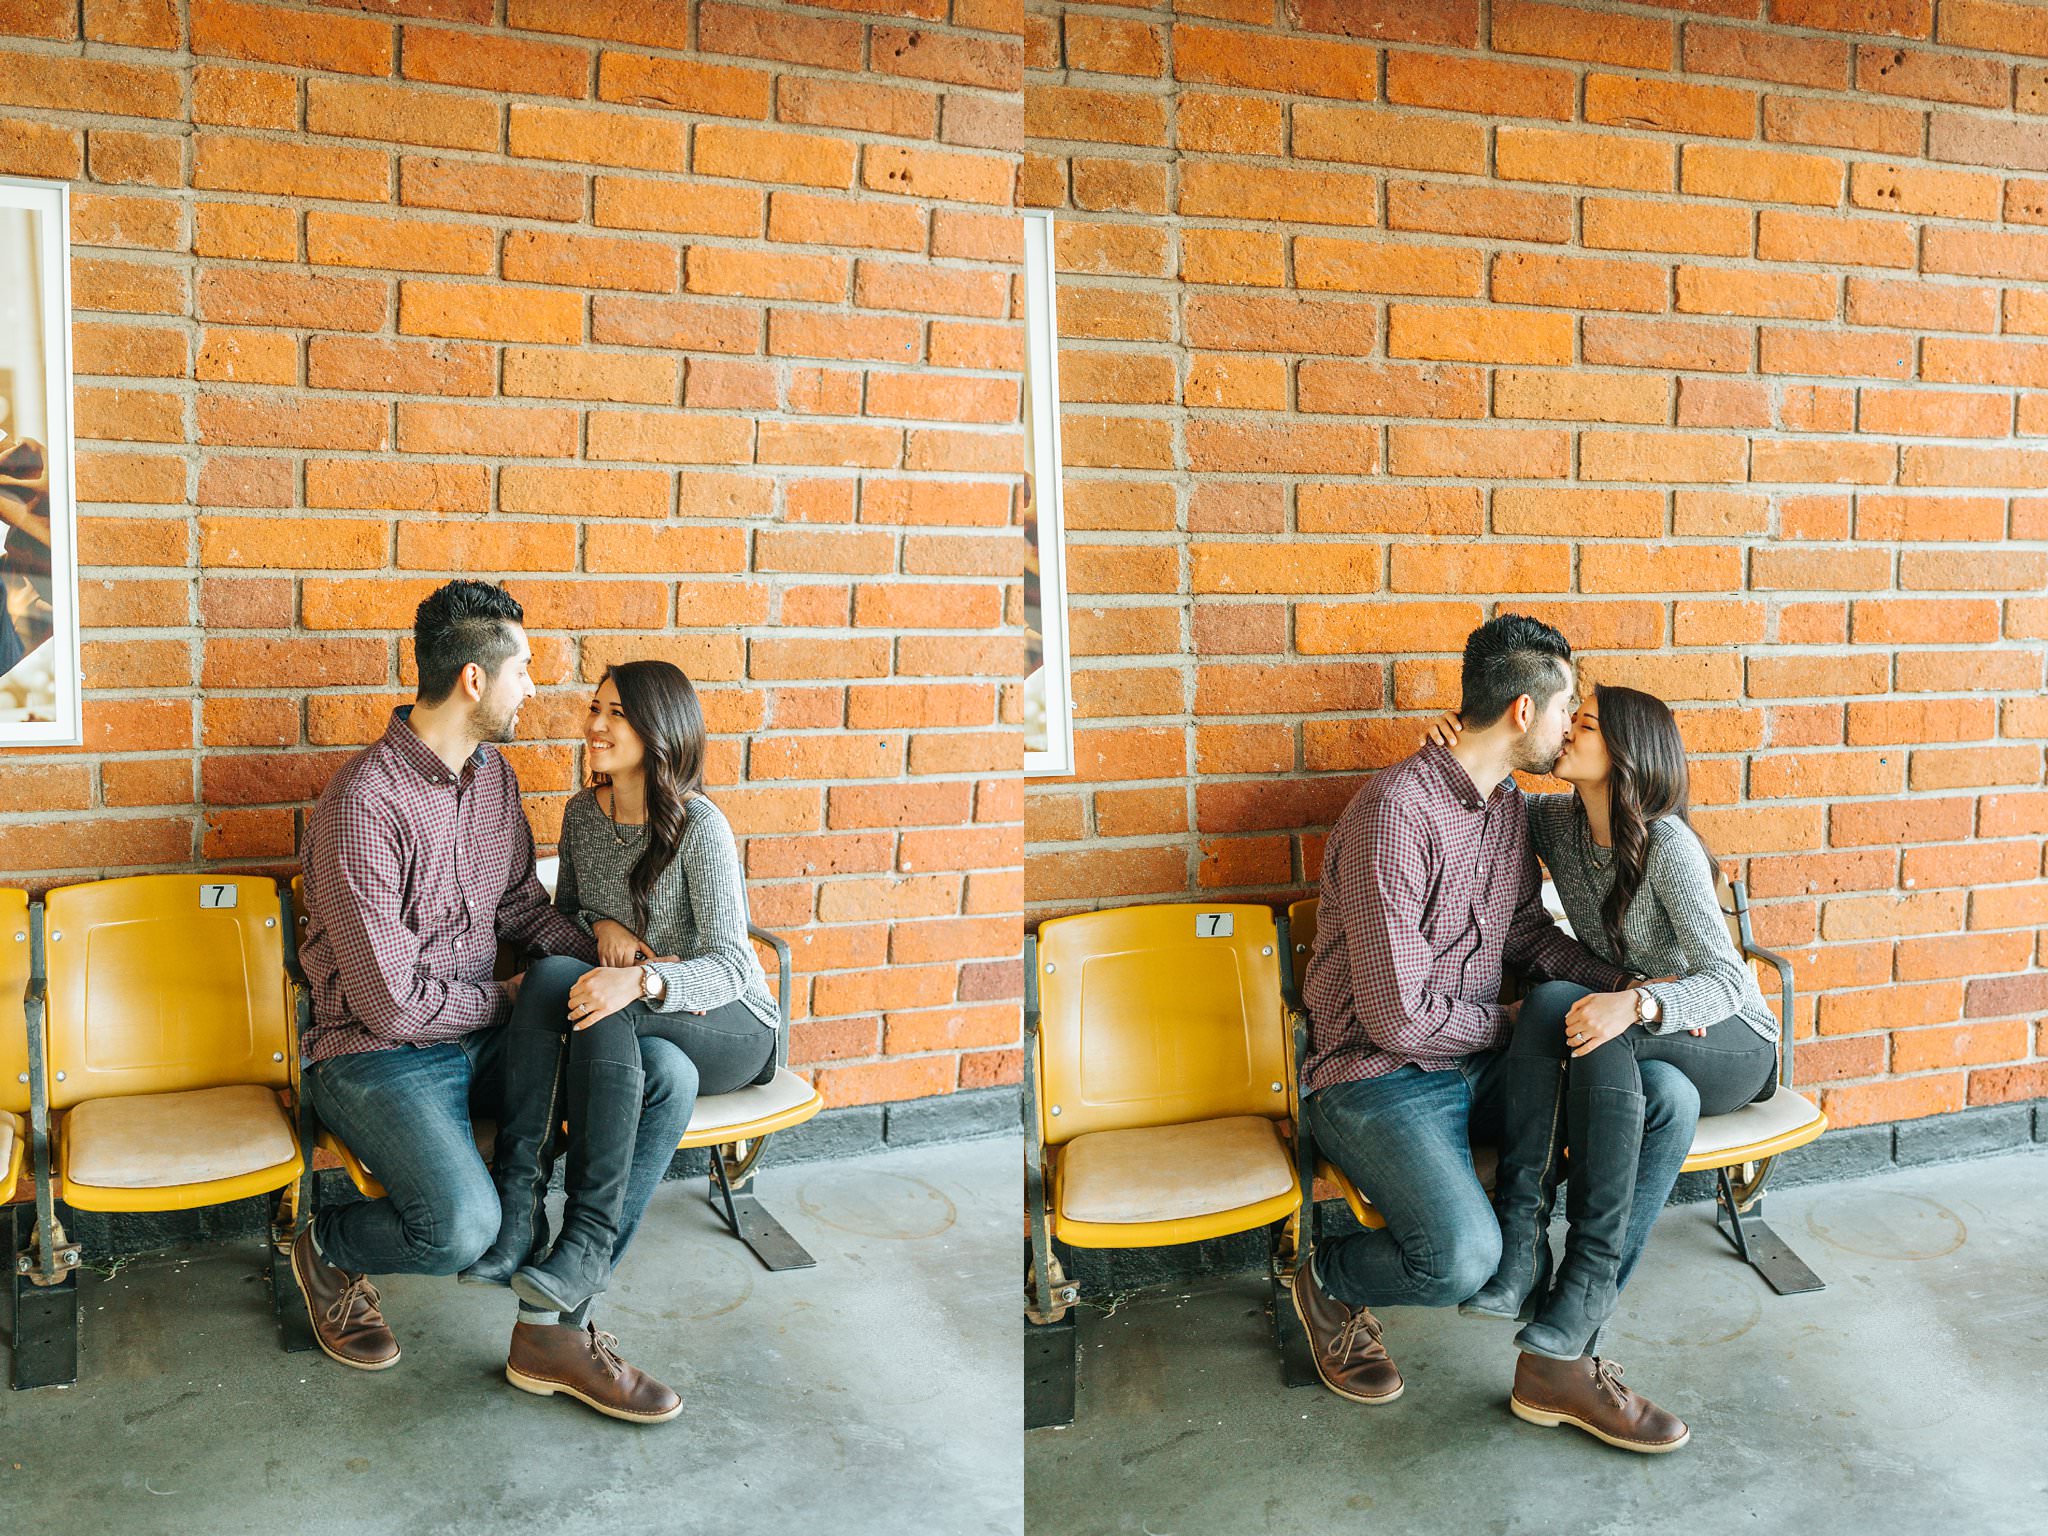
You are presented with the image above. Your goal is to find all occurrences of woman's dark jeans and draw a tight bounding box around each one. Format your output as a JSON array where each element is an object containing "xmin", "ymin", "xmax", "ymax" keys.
[
  {"xmin": 504, "ymin": 955, "xmax": 776, "ymax": 1263},
  {"xmin": 1514, "ymin": 980, "xmax": 1778, "ymax": 1115}
]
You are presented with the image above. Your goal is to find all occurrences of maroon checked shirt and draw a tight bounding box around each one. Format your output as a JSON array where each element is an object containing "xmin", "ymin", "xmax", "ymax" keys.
[
  {"xmin": 1300, "ymin": 741, "xmax": 1630, "ymax": 1095},
  {"xmin": 298, "ymin": 708, "xmax": 598, "ymax": 1064}
]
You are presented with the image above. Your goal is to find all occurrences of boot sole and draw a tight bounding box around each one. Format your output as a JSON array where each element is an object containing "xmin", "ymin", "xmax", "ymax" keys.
[
  {"xmin": 455, "ymin": 1270, "xmax": 511, "ymax": 1288},
  {"xmin": 1457, "ymin": 1299, "xmax": 1524, "ymax": 1321},
  {"xmin": 1509, "ymin": 1394, "xmax": 1690, "ymax": 1454},
  {"xmin": 505, "ymin": 1364, "xmax": 682, "ymax": 1424},
  {"xmin": 291, "ymin": 1241, "xmax": 401, "ymax": 1373},
  {"xmin": 508, "ymin": 1270, "xmax": 596, "ymax": 1313},
  {"xmin": 1288, "ymin": 1278, "xmax": 1403, "ymax": 1405}
]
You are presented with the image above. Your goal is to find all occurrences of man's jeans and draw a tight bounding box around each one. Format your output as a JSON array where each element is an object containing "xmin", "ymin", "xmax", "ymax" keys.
[
  {"xmin": 1307, "ymin": 1051, "xmax": 1699, "ymax": 1312},
  {"xmin": 308, "ymin": 1024, "xmax": 696, "ymax": 1279}
]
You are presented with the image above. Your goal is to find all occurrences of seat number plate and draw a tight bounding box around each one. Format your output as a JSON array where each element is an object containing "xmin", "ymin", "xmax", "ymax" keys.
[
  {"xmin": 1196, "ymin": 912, "xmax": 1233, "ymax": 937},
  {"xmin": 199, "ymin": 884, "xmax": 238, "ymax": 909}
]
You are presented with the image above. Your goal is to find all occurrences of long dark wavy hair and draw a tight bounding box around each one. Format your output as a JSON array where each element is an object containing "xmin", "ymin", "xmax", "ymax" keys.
[
  {"xmin": 591, "ymin": 660, "xmax": 706, "ymax": 936},
  {"xmin": 1590, "ymin": 684, "xmax": 1717, "ymax": 967}
]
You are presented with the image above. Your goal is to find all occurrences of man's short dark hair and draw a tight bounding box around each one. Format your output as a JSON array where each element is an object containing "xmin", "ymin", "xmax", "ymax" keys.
[
  {"xmin": 414, "ymin": 580, "xmax": 524, "ymax": 705},
  {"xmin": 1460, "ymin": 613, "xmax": 1573, "ymax": 729}
]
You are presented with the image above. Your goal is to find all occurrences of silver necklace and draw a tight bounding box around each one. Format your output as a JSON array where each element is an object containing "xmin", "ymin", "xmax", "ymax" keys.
[{"xmin": 599, "ymin": 785, "xmax": 647, "ymax": 847}]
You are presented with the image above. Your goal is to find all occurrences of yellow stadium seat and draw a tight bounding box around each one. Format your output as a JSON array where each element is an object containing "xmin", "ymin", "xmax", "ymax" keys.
[
  {"xmin": 42, "ymin": 876, "xmax": 304, "ymax": 1217},
  {"xmin": 7, "ymin": 875, "xmax": 312, "ymax": 1385},
  {"xmin": 1026, "ymin": 902, "xmax": 1304, "ymax": 1426},
  {"xmin": 293, "ymin": 864, "xmax": 823, "ymax": 1272},
  {"xmin": 1284, "ymin": 876, "xmax": 1827, "ymax": 1299}
]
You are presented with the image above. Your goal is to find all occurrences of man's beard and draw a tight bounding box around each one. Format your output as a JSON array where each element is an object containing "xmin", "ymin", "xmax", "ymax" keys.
[
  {"xmin": 1512, "ymin": 732, "xmax": 1565, "ymax": 776},
  {"xmin": 472, "ymin": 696, "xmax": 520, "ymax": 744}
]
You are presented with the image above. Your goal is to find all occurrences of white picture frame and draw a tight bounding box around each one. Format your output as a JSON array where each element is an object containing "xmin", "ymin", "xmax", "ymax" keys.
[
  {"xmin": 1021, "ymin": 210, "xmax": 1074, "ymax": 779},
  {"xmin": 0, "ymin": 175, "xmax": 81, "ymax": 748}
]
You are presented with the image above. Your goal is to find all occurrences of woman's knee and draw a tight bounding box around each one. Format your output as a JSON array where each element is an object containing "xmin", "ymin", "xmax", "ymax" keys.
[
  {"xmin": 1509, "ymin": 980, "xmax": 1585, "ymax": 1054},
  {"xmin": 638, "ymin": 1036, "xmax": 698, "ymax": 1112},
  {"xmin": 527, "ymin": 954, "xmax": 591, "ymax": 992},
  {"xmin": 1567, "ymin": 1033, "xmax": 1643, "ymax": 1092}
]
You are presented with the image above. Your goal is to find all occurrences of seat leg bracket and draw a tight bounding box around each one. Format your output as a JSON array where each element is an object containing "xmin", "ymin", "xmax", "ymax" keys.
[
  {"xmin": 706, "ymin": 1149, "xmax": 815, "ymax": 1272},
  {"xmin": 1715, "ymin": 1169, "xmax": 1824, "ymax": 1296},
  {"xmin": 10, "ymin": 1205, "xmax": 78, "ymax": 1390}
]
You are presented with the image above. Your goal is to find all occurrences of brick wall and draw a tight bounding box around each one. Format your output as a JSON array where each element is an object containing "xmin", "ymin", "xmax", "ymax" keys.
[
  {"xmin": 1023, "ymin": 0, "xmax": 2048, "ymax": 1129},
  {"xmin": 0, "ymin": 0, "xmax": 1028, "ymax": 1111}
]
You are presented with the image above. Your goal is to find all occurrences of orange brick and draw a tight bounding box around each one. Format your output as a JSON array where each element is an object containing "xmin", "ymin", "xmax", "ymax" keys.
[
  {"xmin": 400, "ymin": 280, "xmax": 583, "ymax": 344},
  {"xmin": 403, "ymin": 25, "xmax": 587, "ymax": 98},
  {"xmin": 1174, "ymin": 23, "xmax": 1378, "ymax": 101},
  {"xmin": 191, "ymin": 0, "xmax": 392, "ymax": 75},
  {"xmin": 1758, "ymin": 210, "xmax": 1915, "ymax": 269},
  {"xmin": 1181, "ymin": 160, "xmax": 1379, "ymax": 226},
  {"xmin": 193, "ymin": 132, "xmax": 389, "ymax": 203},
  {"xmin": 1386, "ymin": 180, "xmax": 1571, "ymax": 243},
  {"xmin": 1387, "ymin": 305, "xmax": 1571, "ymax": 365},
  {"xmin": 1388, "ymin": 425, "xmax": 1569, "ymax": 479},
  {"xmin": 862, "ymin": 143, "xmax": 1014, "ymax": 207},
  {"xmin": 1587, "ymin": 70, "xmax": 1759, "ymax": 138},
  {"xmin": 401, "ymin": 155, "xmax": 583, "ymax": 222},
  {"xmin": 1291, "ymin": 103, "xmax": 1485, "ymax": 174},
  {"xmin": 1385, "ymin": 49, "xmax": 1572, "ymax": 120},
  {"xmin": 1496, "ymin": 126, "xmax": 1673, "ymax": 193},
  {"xmin": 507, "ymin": 102, "xmax": 686, "ymax": 173},
  {"xmin": 306, "ymin": 77, "xmax": 497, "ymax": 152},
  {"xmin": 1494, "ymin": 253, "xmax": 1667, "ymax": 315},
  {"xmin": 1582, "ymin": 197, "xmax": 1750, "ymax": 257}
]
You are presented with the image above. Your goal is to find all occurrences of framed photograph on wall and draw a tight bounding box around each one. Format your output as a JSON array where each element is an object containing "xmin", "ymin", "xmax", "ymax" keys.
[
  {"xmin": 0, "ymin": 176, "xmax": 80, "ymax": 747},
  {"xmin": 1022, "ymin": 210, "xmax": 1074, "ymax": 779}
]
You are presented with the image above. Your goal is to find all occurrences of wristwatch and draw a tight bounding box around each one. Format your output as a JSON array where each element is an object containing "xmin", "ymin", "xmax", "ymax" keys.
[
  {"xmin": 1633, "ymin": 987, "xmax": 1659, "ymax": 1023},
  {"xmin": 639, "ymin": 963, "xmax": 664, "ymax": 1001}
]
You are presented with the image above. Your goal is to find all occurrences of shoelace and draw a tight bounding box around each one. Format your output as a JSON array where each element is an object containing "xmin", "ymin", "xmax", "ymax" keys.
[
  {"xmin": 1591, "ymin": 1357, "xmax": 1632, "ymax": 1408},
  {"xmin": 586, "ymin": 1327, "xmax": 626, "ymax": 1379},
  {"xmin": 327, "ymin": 1275, "xmax": 383, "ymax": 1329},
  {"xmin": 1328, "ymin": 1307, "xmax": 1384, "ymax": 1362}
]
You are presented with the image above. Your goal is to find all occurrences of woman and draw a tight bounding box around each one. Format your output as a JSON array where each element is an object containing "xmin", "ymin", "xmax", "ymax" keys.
[
  {"xmin": 1431, "ymin": 685, "xmax": 1780, "ymax": 1362},
  {"xmin": 462, "ymin": 660, "xmax": 780, "ymax": 1318}
]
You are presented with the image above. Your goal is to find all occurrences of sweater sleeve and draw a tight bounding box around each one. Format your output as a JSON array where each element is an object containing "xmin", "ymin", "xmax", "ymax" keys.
[
  {"xmin": 1637, "ymin": 819, "xmax": 1751, "ymax": 1034},
  {"xmin": 646, "ymin": 803, "xmax": 763, "ymax": 1016}
]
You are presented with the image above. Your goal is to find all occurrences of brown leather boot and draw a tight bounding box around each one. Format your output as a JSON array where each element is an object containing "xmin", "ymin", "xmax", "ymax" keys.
[
  {"xmin": 1509, "ymin": 1351, "xmax": 1689, "ymax": 1453},
  {"xmin": 291, "ymin": 1228, "xmax": 400, "ymax": 1371},
  {"xmin": 505, "ymin": 1321, "xmax": 682, "ymax": 1425},
  {"xmin": 1289, "ymin": 1259, "xmax": 1403, "ymax": 1404}
]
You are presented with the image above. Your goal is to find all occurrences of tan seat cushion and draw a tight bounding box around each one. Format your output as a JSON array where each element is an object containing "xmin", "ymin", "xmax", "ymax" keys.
[
  {"xmin": 65, "ymin": 1084, "xmax": 297, "ymax": 1190},
  {"xmin": 1689, "ymin": 1084, "xmax": 1824, "ymax": 1164},
  {"xmin": 686, "ymin": 1068, "xmax": 819, "ymax": 1139},
  {"xmin": 0, "ymin": 1109, "xmax": 18, "ymax": 1180},
  {"xmin": 1060, "ymin": 1114, "xmax": 1295, "ymax": 1226}
]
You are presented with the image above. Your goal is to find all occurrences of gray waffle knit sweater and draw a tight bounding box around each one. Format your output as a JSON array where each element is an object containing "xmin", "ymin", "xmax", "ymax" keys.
[
  {"xmin": 1527, "ymin": 793, "xmax": 1778, "ymax": 1042},
  {"xmin": 554, "ymin": 787, "xmax": 779, "ymax": 1029}
]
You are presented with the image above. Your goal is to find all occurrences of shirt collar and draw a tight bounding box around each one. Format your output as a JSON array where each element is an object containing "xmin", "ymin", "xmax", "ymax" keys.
[
  {"xmin": 383, "ymin": 705, "xmax": 479, "ymax": 787},
  {"xmin": 1420, "ymin": 739, "xmax": 1509, "ymax": 812}
]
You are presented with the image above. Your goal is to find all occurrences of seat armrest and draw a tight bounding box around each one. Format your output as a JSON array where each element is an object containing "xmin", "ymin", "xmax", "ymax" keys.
[
  {"xmin": 748, "ymin": 924, "xmax": 792, "ymax": 1031},
  {"xmin": 1742, "ymin": 940, "xmax": 1796, "ymax": 1089}
]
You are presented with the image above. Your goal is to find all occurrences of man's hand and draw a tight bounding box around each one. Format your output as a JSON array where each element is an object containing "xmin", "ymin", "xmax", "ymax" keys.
[
  {"xmin": 503, "ymin": 971, "xmax": 525, "ymax": 1004},
  {"xmin": 567, "ymin": 965, "xmax": 642, "ymax": 1030},
  {"xmin": 1502, "ymin": 998, "xmax": 1522, "ymax": 1027},
  {"xmin": 1563, "ymin": 990, "xmax": 1638, "ymax": 1057},
  {"xmin": 591, "ymin": 917, "xmax": 650, "ymax": 968}
]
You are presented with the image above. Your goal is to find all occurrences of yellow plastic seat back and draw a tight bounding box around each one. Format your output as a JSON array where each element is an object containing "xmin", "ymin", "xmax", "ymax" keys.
[
  {"xmin": 42, "ymin": 876, "xmax": 292, "ymax": 1112},
  {"xmin": 1035, "ymin": 903, "xmax": 1289, "ymax": 1150},
  {"xmin": 0, "ymin": 888, "xmax": 30, "ymax": 1117}
]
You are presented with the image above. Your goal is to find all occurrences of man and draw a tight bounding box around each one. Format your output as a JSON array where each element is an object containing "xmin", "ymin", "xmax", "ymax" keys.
[
  {"xmin": 1293, "ymin": 613, "xmax": 1698, "ymax": 1452},
  {"xmin": 294, "ymin": 579, "xmax": 690, "ymax": 1423}
]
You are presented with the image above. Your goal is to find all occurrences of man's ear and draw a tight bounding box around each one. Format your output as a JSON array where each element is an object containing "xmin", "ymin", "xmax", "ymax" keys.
[
  {"xmin": 459, "ymin": 660, "xmax": 485, "ymax": 703},
  {"xmin": 1510, "ymin": 694, "xmax": 1534, "ymax": 732}
]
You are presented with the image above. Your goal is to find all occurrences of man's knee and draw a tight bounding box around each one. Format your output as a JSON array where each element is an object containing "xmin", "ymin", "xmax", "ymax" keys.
[
  {"xmin": 639, "ymin": 1037, "xmax": 698, "ymax": 1115},
  {"xmin": 1413, "ymin": 1224, "xmax": 1501, "ymax": 1307},
  {"xmin": 398, "ymin": 1182, "xmax": 500, "ymax": 1274},
  {"xmin": 1639, "ymin": 1060, "xmax": 1701, "ymax": 1138}
]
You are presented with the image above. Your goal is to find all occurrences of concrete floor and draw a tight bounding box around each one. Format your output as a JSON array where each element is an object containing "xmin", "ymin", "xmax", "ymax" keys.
[
  {"xmin": 1028, "ymin": 1147, "xmax": 2048, "ymax": 1536},
  {"xmin": 1, "ymin": 1137, "xmax": 1020, "ymax": 1536}
]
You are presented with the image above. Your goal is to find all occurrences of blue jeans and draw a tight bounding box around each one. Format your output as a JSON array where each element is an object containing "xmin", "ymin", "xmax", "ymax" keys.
[
  {"xmin": 309, "ymin": 1024, "xmax": 696, "ymax": 1278},
  {"xmin": 1307, "ymin": 1050, "xmax": 1698, "ymax": 1311}
]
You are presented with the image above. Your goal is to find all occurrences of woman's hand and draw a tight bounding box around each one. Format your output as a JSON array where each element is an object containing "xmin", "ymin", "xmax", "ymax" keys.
[
  {"xmin": 591, "ymin": 918, "xmax": 650, "ymax": 968},
  {"xmin": 1423, "ymin": 710, "xmax": 1464, "ymax": 750},
  {"xmin": 566, "ymin": 965, "xmax": 643, "ymax": 1030},
  {"xmin": 1562, "ymin": 990, "xmax": 1638, "ymax": 1057}
]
